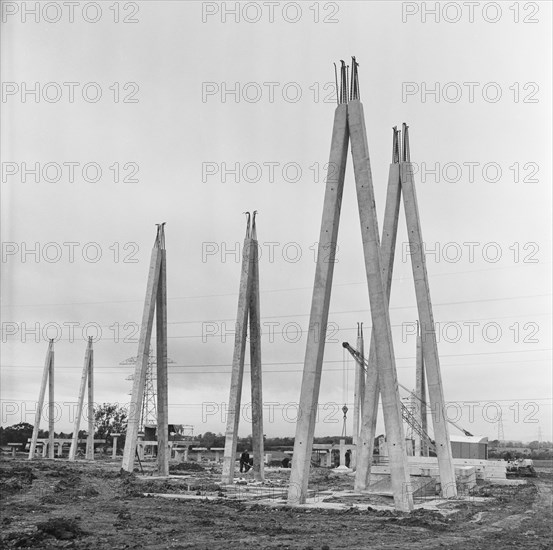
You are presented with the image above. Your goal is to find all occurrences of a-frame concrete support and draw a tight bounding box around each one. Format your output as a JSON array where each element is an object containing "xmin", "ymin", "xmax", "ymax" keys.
[
  {"xmin": 287, "ymin": 61, "xmax": 413, "ymax": 512},
  {"xmin": 28, "ymin": 339, "xmax": 55, "ymax": 459},
  {"xmin": 354, "ymin": 123, "xmax": 457, "ymax": 497},
  {"xmin": 222, "ymin": 213, "xmax": 264, "ymax": 483},
  {"xmin": 69, "ymin": 337, "xmax": 94, "ymax": 461},
  {"xmin": 122, "ymin": 224, "xmax": 169, "ymax": 475},
  {"xmin": 400, "ymin": 125, "xmax": 456, "ymax": 494}
]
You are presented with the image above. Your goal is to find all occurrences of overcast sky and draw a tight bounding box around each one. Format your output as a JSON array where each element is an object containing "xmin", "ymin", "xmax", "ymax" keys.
[{"xmin": 1, "ymin": 1, "xmax": 551, "ymax": 443}]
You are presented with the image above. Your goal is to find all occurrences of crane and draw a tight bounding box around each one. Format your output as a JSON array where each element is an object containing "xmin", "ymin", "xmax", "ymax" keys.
[{"xmin": 341, "ymin": 342, "xmax": 473, "ymax": 442}]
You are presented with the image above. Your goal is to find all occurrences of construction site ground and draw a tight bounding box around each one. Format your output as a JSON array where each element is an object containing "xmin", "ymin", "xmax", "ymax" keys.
[{"xmin": 1, "ymin": 457, "xmax": 551, "ymax": 549}]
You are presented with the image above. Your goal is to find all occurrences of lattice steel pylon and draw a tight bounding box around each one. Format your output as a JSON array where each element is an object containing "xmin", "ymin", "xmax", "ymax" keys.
[
  {"xmin": 122, "ymin": 346, "xmax": 174, "ymax": 432},
  {"xmin": 403, "ymin": 396, "xmax": 415, "ymax": 441},
  {"xmin": 497, "ymin": 414, "xmax": 505, "ymax": 441}
]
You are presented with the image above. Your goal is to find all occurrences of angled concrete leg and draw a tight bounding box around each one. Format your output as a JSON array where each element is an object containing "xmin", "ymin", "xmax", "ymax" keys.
[
  {"xmin": 86, "ymin": 342, "xmax": 94, "ymax": 460},
  {"xmin": 70, "ymin": 339, "xmax": 93, "ymax": 461},
  {"xmin": 354, "ymin": 340, "xmax": 380, "ymax": 491},
  {"xmin": 29, "ymin": 341, "xmax": 54, "ymax": 459},
  {"xmin": 355, "ymin": 135, "xmax": 402, "ymax": 492},
  {"xmin": 415, "ymin": 322, "xmax": 429, "ymax": 457},
  {"xmin": 400, "ymin": 147, "xmax": 456, "ymax": 497},
  {"xmin": 249, "ymin": 226, "xmax": 264, "ymax": 482},
  {"xmin": 352, "ymin": 324, "xmax": 365, "ymax": 470},
  {"xmin": 121, "ymin": 234, "xmax": 162, "ymax": 472},
  {"xmin": 348, "ymin": 101, "xmax": 412, "ymax": 512},
  {"xmin": 222, "ymin": 230, "xmax": 254, "ymax": 484},
  {"xmin": 287, "ymin": 105, "xmax": 349, "ymax": 505},
  {"xmin": 48, "ymin": 347, "xmax": 55, "ymax": 459},
  {"xmin": 156, "ymin": 247, "xmax": 169, "ymax": 476}
]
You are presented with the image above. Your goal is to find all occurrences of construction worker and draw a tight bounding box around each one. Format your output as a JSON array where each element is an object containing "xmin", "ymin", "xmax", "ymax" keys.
[
  {"xmin": 240, "ymin": 450, "xmax": 251, "ymax": 473},
  {"xmin": 345, "ymin": 449, "xmax": 351, "ymax": 468}
]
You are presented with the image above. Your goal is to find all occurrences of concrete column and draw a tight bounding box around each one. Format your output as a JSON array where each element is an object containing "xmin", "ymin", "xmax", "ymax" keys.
[
  {"xmin": 184, "ymin": 446, "xmax": 189, "ymax": 462},
  {"xmin": 339, "ymin": 439, "xmax": 346, "ymax": 467},
  {"xmin": 249, "ymin": 222, "xmax": 264, "ymax": 482},
  {"xmin": 42, "ymin": 442, "xmax": 48, "ymax": 458},
  {"xmin": 57, "ymin": 442, "xmax": 63, "ymax": 457},
  {"xmin": 222, "ymin": 229, "xmax": 255, "ymax": 484},
  {"xmin": 29, "ymin": 340, "xmax": 54, "ymax": 459},
  {"xmin": 48, "ymin": 345, "xmax": 55, "ymax": 459},
  {"xmin": 111, "ymin": 434, "xmax": 121, "ymax": 459},
  {"xmin": 400, "ymin": 147, "xmax": 457, "ymax": 497},
  {"xmin": 288, "ymin": 105, "xmax": 349, "ymax": 505},
  {"xmin": 348, "ymin": 100, "xmax": 412, "ymax": 512},
  {"xmin": 355, "ymin": 141, "xmax": 402, "ymax": 492},
  {"xmin": 156, "ymin": 245, "xmax": 169, "ymax": 476},
  {"xmin": 121, "ymin": 234, "xmax": 162, "ymax": 472},
  {"xmin": 86, "ymin": 342, "xmax": 94, "ymax": 460},
  {"xmin": 69, "ymin": 339, "xmax": 93, "ymax": 461},
  {"xmin": 352, "ymin": 324, "xmax": 365, "ymax": 469},
  {"xmin": 414, "ymin": 322, "xmax": 429, "ymax": 457}
]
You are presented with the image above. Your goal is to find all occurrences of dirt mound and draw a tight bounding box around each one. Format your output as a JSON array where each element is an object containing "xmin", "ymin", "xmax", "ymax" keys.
[
  {"xmin": 366, "ymin": 507, "xmax": 449, "ymax": 530},
  {"xmin": 53, "ymin": 473, "xmax": 82, "ymax": 492},
  {"xmin": 37, "ymin": 517, "xmax": 86, "ymax": 539},
  {"xmin": 0, "ymin": 466, "xmax": 36, "ymax": 498},
  {"xmin": 5, "ymin": 517, "xmax": 86, "ymax": 547},
  {"xmin": 118, "ymin": 472, "xmax": 144, "ymax": 498},
  {"xmin": 169, "ymin": 462, "xmax": 205, "ymax": 473}
]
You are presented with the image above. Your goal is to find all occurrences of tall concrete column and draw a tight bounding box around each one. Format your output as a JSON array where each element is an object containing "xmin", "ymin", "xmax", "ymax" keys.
[
  {"xmin": 414, "ymin": 321, "xmax": 429, "ymax": 456},
  {"xmin": 86, "ymin": 341, "xmax": 94, "ymax": 460},
  {"xmin": 222, "ymin": 221, "xmax": 255, "ymax": 484},
  {"xmin": 121, "ymin": 232, "xmax": 163, "ymax": 472},
  {"xmin": 156, "ymin": 245, "xmax": 169, "ymax": 476},
  {"xmin": 249, "ymin": 219, "xmax": 264, "ymax": 481},
  {"xmin": 352, "ymin": 323, "xmax": 365, "ymax": 470},
  {"xmin": 48, "ymin": 345, "xmax": 55, "ymax": 458},
  {"xmin": 29, "ymin": 340, "xmax": 54, "ymax": 459},
  {"xmin": 69, "ymin": 338, "xmax": 93, "ymax": 461},
  {"xmin": 288, "ymin": 105, "xmax": 349, "ymax": 505},
  {"xmin": 348, "ymin": 101, "xmax": 412, "ymax": 512},
  {"xmin": 355, "ymin": 130, "xmax": 402, "ymax": 492},
  {"xmin": 400, "ymin": 124, "xmax": 456, "ymax": 497}
]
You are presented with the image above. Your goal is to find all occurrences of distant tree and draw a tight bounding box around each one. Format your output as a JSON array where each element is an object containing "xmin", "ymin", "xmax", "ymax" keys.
[
  {"xmin": 94, "ymin": 403, "xmax": 127, "ymax": 447},
  {"xmin": 200, "ymin": 431, "xmax": 216, "ymax": 448},
  {"xmin": 528, "ymin": 440, "xmax": 540, "ymax": 449},
  {"xmin": 1, "ymin": 422, "xmax": 35, "ymax": 445},
  {"xmin": 198, "ymin": 431, "xmax": 225, "ymax": 449}
]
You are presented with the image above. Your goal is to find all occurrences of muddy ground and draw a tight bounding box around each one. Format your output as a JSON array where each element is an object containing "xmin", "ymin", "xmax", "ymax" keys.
[{"xmin": 1, "ymin": 457, "xmax": 551, "ymax": 549}]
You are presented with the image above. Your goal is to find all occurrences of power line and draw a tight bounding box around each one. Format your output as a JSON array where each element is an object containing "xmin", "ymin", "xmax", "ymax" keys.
[
  {"xmin": 2, "ymin": 397, "xmax": 551, "ymax": 406},
  {"xmin": 2, "ymin": 348, "xmax": 551, "ymax": 370},
  {"xmin": 2, "ymin": 265, "xmax": 549, "ymax": 308},
  {"xmin": 2, "ymin": 297, "xmax": 550, "ymax": 334},
  {"xmin": 3, "ymin": 311, "xmax": 549, "ymax": 343}
]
